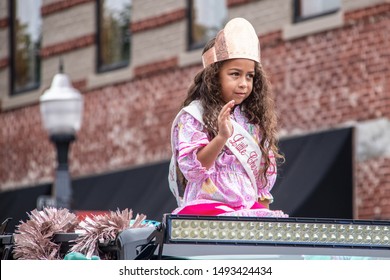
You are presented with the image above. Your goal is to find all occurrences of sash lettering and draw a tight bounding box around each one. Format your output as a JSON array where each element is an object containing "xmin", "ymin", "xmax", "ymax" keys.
[
  {"xmin": 229, "ymin": 134, "xmax": 260, "ymax": 179},
  {"xmin": 229, "ymin": 134, "xmax": 248, "ymax": 155},
  {"xmin": 247, "ymin": 151, "xmax": 260, "ymax": 178}
]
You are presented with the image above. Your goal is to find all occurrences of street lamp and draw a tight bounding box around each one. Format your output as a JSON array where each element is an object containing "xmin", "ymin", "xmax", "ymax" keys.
[{"xmin": 39, "ymin": 62, "xmax": 83, "ymax": 210}]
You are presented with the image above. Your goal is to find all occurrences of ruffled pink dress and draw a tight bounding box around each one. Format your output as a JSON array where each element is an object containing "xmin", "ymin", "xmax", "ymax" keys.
[{"xmin": 172, "ymin": 105, "xmax": 288, "ymax": 218}]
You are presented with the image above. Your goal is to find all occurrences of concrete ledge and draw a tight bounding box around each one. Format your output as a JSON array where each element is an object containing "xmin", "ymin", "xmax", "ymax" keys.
[{"xmin": 283, "ymin": 11, "xmax": 343, "ymax": 40}]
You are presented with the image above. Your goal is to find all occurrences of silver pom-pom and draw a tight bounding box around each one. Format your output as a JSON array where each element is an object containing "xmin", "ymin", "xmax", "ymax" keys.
[
  {"xmin": 70, "ymin": 208, "xmax": 146, "ymax": 259},
  {"xmin": 13, "ymin": 207, "xmax": 78, "ymax": 260}
]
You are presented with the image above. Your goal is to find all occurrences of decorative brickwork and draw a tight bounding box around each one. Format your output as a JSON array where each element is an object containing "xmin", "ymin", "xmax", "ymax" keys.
[
  {"xmin": 41, "ymin": 0, "xmax": 94, "ymax": 16},
  {"xmin": 227, "ymin": 0, "xmax": 258, "ymax": 7},
  {"xmin": 259, "ymin": 31, "xmax": 283, "ymax": 48},
  {"xmin": 72, "ymin": 79, "xmax": 87, "ymax": 91},
  {"xmin": 0, "ymin": 17, "xmax": 8, "ymax": 29},
  {"xmin": 0, "ymin": 57, "xmax": 8, "ymax": 70},
  {"xmin": 344, "ymin": 2, "xmax": 390, "ymax": 23},
  {"xmin": 134, "ymin": 57, "xmax": 179, "ymax": 78},
  {"xmin": 40, "ymin": 34, "xmax": 95, "ymax": 58},
  {"xmin": 131, "ymin": 9, "xmax": 186, "ymax": 33}
]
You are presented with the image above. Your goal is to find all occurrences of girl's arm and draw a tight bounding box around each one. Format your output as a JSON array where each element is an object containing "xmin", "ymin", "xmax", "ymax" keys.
[{"xmin": 197, "ymin": 100, "xmax": 235, "ymax": 169}]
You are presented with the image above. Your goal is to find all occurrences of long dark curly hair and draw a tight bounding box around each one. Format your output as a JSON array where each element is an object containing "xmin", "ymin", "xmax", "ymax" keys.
[{"xmin": 178, "ymin": 38, "xmax": 284, "ymax": 190}]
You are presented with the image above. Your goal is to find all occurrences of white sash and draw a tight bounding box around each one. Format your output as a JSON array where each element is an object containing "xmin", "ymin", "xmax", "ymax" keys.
[{"xmin": 168, "ymin": 101, "xmax": 262, "ymax": 206}]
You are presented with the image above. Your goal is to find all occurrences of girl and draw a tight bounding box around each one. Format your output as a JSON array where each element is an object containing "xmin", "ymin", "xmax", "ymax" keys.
[{"xmin": 168, "ymin": 18, "xmax": 287, "ymax": 217}]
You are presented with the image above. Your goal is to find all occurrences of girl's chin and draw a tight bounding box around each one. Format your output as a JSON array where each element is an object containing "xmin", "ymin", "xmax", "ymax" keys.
[
  {"xmin": 232, "ymin": 98, "xmax": 244, "ymax": 105},
  {"xmin": 222, "ymin": 97, "xmax": 244, "ymax": 104}
]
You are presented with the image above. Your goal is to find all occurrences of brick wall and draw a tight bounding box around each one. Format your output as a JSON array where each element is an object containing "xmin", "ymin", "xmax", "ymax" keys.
[
  {"xmin": 343, "ymin": 0, "xmax": 386, "ymax": 11},
  {"xmin": 132, "ymin": 21, "xmax": 186, "ymax": 67},
  {"xmin": 132, "ymin": 0, "xmax": 185, "ymax": 22},
  {"xmin": 229, "ymin": 0, "xmax": 291, "ymax": 35},
  {"xmin": 356, "ymin": 158, "xmax": 390, "ymax": 219},
  {"xmin": 0, "ymin": 64, "xmax": 200, "ymax": 190},
  {"xmin": 42, "ymin": 1, "xmax": 95, "ymax": 47},
  {"xmin": 266, "ymin": 4, "xmax": 390, "ymax": 133}
]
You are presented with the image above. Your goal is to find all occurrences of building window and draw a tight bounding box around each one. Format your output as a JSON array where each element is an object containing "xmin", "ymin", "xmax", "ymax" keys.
[
  {"xmin": 187, "ymin": 0, "xmax": 227, "ymax": 50},
  {"xmin": 294, "ymin": 0, "xmax": 340, "ymax": 23},
  {"xmin": 9, "ymin": 0, "xmax": 42, "ymax": 95},
  {"xmin": 96, "ymin": 0, "xmax": 131, "ymax": 72}
]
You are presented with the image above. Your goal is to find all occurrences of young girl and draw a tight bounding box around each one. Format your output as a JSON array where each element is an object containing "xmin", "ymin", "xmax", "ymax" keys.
[{"xmin": 168, "ymin": 18, "xmax": 287, "ymax": 218}]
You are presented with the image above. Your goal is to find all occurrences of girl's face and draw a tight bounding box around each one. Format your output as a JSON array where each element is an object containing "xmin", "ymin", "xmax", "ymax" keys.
[{"xmin": 218, "ymin": 58, "xmax": 255, "ymax": 105}]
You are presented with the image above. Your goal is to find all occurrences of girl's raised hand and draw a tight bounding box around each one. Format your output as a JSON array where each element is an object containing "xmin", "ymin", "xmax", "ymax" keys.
[
  {"xmin": 217, "ymin": 100, "xmax": 235, "ymax": 139},
  {"xmin": 196, "ymin": 100, "xmax": 235, "ymax": 169}
]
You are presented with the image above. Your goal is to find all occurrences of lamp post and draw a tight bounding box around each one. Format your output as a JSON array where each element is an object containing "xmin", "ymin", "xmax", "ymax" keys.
[{"xmin": 39, "ymin": 63, "xmax": 83, "ymax": 210}]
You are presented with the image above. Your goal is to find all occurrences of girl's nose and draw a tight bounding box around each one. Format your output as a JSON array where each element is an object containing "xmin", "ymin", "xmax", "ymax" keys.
[{"xmin": 239, "ymin": 77, "xmax": 248, "ymax": 88}]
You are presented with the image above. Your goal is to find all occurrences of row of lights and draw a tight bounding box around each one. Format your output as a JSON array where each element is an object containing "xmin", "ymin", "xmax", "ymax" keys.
[{"xmin": 168, "ymin": 218, "xmax": 390, "ymax": 247}]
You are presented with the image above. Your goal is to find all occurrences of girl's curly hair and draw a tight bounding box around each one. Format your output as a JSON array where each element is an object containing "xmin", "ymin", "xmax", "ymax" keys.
[{"xmin": 178, "ymin": 38, "xmax": 284, "ymax": 190}]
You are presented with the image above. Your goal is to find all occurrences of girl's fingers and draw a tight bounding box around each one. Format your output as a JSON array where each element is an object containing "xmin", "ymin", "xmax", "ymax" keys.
[
  {"xmin": 219, "ymin": 108, "xmax": 230, "ymax": 122},
  {"xmin": 217, "ymin": 100, "xmax": 235, "ymax": 139},
  {"xmin": 224, "ymin": 100, "xmax": 235, "ymax": 111},
  {"xmin": 219, "ymin": 100, "xmax": 235, "ymax": 118}
]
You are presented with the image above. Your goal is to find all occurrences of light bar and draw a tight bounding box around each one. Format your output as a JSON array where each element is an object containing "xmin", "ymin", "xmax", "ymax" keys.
[{"xmin": 165, "ymin": 215, "xmax": 390, "ymax": 249}]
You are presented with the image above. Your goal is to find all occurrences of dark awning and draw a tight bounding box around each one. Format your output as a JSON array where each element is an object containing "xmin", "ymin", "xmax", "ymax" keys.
[{"xmin": 272, "ymin": 127, "xmax": 353, "ymax": 218}]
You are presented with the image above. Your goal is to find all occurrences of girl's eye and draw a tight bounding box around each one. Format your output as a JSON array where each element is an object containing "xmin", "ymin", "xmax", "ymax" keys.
[
  {"xmin": 231, "ymin": 72, "xmax": 239, "ymax": 76},
  {"xmin": 247, "ymin": 73, "xmax": 254, "ymax": 79}
]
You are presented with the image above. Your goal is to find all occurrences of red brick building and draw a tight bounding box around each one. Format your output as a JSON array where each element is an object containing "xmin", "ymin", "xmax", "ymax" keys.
[{"xmin": 0, "ymin": 0, "xmax": 389, "ymax": 222}]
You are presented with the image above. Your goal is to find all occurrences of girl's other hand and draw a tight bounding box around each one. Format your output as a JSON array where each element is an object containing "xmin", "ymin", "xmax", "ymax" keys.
[{"xmin": 217, "ymin": 100, "xmax": 235, "ymax": 139}]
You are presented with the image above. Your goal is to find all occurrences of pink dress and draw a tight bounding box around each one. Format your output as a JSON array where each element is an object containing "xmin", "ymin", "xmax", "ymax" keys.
[{"xmin": 172, "ymin": 105, "xmax": 288, "ymax": 218}]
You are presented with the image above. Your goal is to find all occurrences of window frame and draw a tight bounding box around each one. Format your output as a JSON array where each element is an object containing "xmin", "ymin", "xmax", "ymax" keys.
[
  {"xmin": 187, "ymin": 0, "xmax": 205, "ymax": 51},
  {"xmin": 186, "ymin": 0, "xmax": 227, "ymax": 52},
  {"xmin": 293, "ymin": 0, "xmax": 340, "ymax": 23},
  {"xmin": 8, "ymin": 0, "xmax": 41, "ymax": 96},
  {"xmin": 95, "ymin": 0, "xmax": 131, "ymax": 74}
]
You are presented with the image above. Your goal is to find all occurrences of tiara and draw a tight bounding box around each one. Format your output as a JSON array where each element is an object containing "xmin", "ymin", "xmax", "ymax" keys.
[{"xmin": 202, "ymin": 18, "xmax": 260, "ymax": 68}]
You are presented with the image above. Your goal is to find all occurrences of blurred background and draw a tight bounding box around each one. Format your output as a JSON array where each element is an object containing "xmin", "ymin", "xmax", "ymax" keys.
[{"xmin": 0, "ymin": 0, "xmax": 389, "ymax": 232}]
